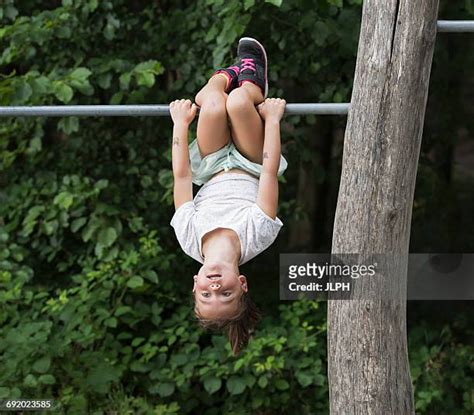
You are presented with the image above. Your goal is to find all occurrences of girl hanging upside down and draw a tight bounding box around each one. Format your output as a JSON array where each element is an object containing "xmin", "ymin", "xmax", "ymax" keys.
[{"xmin": 169, "ymin": 37, "xmax": 288, "ymax": 355}]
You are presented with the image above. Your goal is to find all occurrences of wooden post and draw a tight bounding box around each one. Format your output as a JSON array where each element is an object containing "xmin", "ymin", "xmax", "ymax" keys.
[{"xmin": 328, "ymin": 0, "xmax": 440, "ymax": 413}]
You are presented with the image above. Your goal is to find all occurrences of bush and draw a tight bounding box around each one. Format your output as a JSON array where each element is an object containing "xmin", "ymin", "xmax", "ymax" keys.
[{"xmin": 1, "ymin": 0, "xmax": 473, "ymax": 413}]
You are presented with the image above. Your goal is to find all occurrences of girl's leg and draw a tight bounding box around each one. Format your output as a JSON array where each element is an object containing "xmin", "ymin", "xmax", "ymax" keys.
[
  {"xmin": 194, "ymin": 74, "xmax": 231, "ymax": 158},
  {"xmin": 226, "ymin": 82, "xmax": 265, "ymax": 164}
]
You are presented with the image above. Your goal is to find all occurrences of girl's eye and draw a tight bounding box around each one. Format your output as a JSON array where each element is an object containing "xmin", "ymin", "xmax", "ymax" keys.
[
  {"xmin": 202, "ymin": 292, "xmax": 210, "ymax": 298},
  {"xmin": 223, "ymin": 292, "xmax": 232, "ymax": 297}
]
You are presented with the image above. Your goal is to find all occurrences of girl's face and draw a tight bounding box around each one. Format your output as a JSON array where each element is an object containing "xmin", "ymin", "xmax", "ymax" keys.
[{"xmin": 193, "ymin": 261, "xmax": 248, "ymax": 319}]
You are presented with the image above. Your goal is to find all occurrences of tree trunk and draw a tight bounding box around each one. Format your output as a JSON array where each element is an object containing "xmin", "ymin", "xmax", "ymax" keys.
[{"xmin": 328, "ymin": 0, "xmax": 439, "ymax": 413}]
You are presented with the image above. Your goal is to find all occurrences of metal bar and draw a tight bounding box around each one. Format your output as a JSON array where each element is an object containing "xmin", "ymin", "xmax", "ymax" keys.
[
  {"xmin": 437, "ymin": 20, "xmax": 474, "ymax": 32},
  {"xmin": 0, "ymin": 103, "xmax": 351, "ymax": 117},
  {"xmin": 284, "ymin": 103, "xmax": 350, "ymax": 115},
  {"xmin": 0, "ymin": 105, "xmax": 170, "ymax": 117}
]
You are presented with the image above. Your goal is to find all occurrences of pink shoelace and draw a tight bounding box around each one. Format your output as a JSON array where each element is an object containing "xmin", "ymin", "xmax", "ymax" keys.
[
  {"xmin": 241, "ymin": 58, "xmax": 256, "ymax": 72},
  {"xmin": 229, "ymin": 65, "xmax": 240, "ymax": 75}
]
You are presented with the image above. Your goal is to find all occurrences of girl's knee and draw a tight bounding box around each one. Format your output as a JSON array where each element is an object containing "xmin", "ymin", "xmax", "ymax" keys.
[
  {"xmin": 226, "ymin": 88, "xmax": 253, "ymax": 114},
  {"xmin": 195, "ymin": 87, "xmax": 227, "ymax": 107},
  {"xmin": 197, "ymin": 91, "xmax": 227, "ymax": 117}
]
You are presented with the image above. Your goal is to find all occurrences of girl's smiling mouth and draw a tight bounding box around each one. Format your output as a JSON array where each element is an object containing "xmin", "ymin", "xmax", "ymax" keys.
[{"xmin": 207, "ymin": 274, "xmax": 222, "ymax": 279}]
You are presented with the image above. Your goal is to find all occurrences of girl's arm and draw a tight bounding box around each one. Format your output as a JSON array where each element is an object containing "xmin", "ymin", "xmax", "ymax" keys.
[
  {"xmin": 255, "ymin": 98, "xmax": 286, "ymax": 220},
  {"xmin": 170, "ymin": 99, "xmax": 198, "ymax": 210}
]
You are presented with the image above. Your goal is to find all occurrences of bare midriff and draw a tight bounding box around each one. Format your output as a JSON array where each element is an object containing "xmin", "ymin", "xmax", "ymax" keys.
[{"xmin": 211, "ymin": 168, "xmax": 257, "ymax": 179}]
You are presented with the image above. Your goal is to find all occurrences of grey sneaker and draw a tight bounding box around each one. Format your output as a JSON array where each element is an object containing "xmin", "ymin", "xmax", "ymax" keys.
[{"xmin": 237, "ymin": 37, "xmax": 268, "ymax": 98}]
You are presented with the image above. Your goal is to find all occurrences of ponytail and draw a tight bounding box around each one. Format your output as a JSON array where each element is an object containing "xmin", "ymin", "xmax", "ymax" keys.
[{"xmin": 195, "ymin": 292, "xmax": 262, "ymax": 355}]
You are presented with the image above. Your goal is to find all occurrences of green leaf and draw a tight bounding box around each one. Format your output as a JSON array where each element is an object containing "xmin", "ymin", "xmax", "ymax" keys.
[
  {"xmin": 5, "ymin": 5, "xmax": 19, "ymax": 20},
  {"xmin": 95, "ymin": 179, "xmax": 109, "ymax": 190},
  {"xmin": 70, "ymin": 67, "xmax": 92, "ymax": 81},
  {"xmin": 314, "ymin": 373, "xmax": 325, "ymax": 385},
  {"xmin": 27, "ymin": 137, "xmax": 42, "ymax": 154},
  {"xmin": 103, "ymin": 246, "xmax": 119, "ymax": 262},
  {"xmin": 244, "ymin": 0, "xmax": 255, "ymax": 10},
  {"xmin": 88, "ymin": 0, "xmax": 99, "ymax": 11},
  {"xmin": 257, "ymin": 376, "xmax": 268, "ymax": 388},
  {"xmin": 171, "ymin": 354, "xmax": 187, "ymax": 366},
  {"xmin": 275, "ymin": 379, "xmax": 289, "ymax": 390},
  {"xmin": 127, "ymin": 276, "xmax": 144, "ymax": 289},
  {"xmin": 73, "ymin": 83, "xmax": 94, "ymax": 95},
  {"xmin": 156, "ymin": 382, "xmax": 175, "ymax": 397},
  {"xmin": 104, "ymin": 317, "xmax": 117, "ymax": 327},
  {"xmin": 265, "ymin": 0, "xmax": 283, "ymax": 6},
  {"xmin": 13, "ymin": 82, "xmax": 32, "ymax": 103},
  {"xmin": 33, "ymin": 356, "xmax": 52, "ymax": 373},
  {"xmin": 95, "ymin": 243, "xmax": 104, "ymax": 258},
  {"xmin": 115, "ymin": 305, "xmax": 132, "ymax": 317},
  {"xmin": 295, "ymin": 371, "xmax": 313, "ymax": 387},
  {"xmin": 23, "ymin": 374, "xmax": 38, "ymax": 388},
  {"xmin": 140, "ymin": 175, "xmax": 153, "ymax": 188},
  {"xmin": 23, "ymin": 206, "xmax": 44, "ymax": 225},
  {"xmin": 38, "ymin": 374, "xmax": 56, "ymax": 385},
  {"xmin": 243, "ymin": 373, "xmax": 256, "ymax": 388},
  {"xmin": 110, "ymin": 91, "xmax": 123, "ymax": 104},
  {"xmin": 53, "ymin": 192, "xmax": 74, "ymax": 209},
  {"xmin": 134, "ymin": 60, "xmax": 161, "ymax": 72},
  {"xmin": 234, "ymin": 359, "xmax": 245, "ymax": 371},
  {"xmin": 119, "ymin": 73, "xmax": 131, "ymax": 90},
  {"xmin": 98, "ymin": 227, "xmax": 117, "ymax": 247},
  {"xmin": 81, "ymin": 219, "xmax": 100, "ymax": 242},
  {"xmin": 71, "ymin": 217, "xmax": 87, "ymax": 233},
  {"xmin": 227, "ymin": 376, "xmax": 246, "ymax": 395},
  {"xmin": 32, "ymin": 76, "xmax": 51, "ymax": 94},
  {"xmin": 144, "ymin": 270, "xmax": 158, "ymax": 283},
  {"xmin": 203, "ymin": 376, "xmax": 221, "ymax": 394},
  {"xmin": 131, "ymin": 337, "xmax": 145, "ymax": 347},
  {"xmin": 97, "ymin": 73, "xmax": 112, "ymax": 89},
  {"xmin": 54, "ymin": 83, "xmax": 74, "ymax": 103},
  {"xmin": 58, "ymin": 116, "xmax": 79, "ymax": 134},
  {"xmin": 135, "ymin": 71, "xmax": 155, "ymax": 88}
]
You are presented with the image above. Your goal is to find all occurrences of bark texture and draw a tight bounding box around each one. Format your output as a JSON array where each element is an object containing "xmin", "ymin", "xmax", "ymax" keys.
[{"xmin": 328, "ymin": 0, "xmax": 440, "ymax": 413}]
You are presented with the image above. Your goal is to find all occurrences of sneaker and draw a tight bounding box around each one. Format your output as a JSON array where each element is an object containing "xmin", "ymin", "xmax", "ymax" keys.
[
  {"xmin": 212, "ymin": 62, "xmax": 241, "ymax": 93},
  {"xmin": 237, "ymin": 37, "xmax": 268, "ymax": 98}
]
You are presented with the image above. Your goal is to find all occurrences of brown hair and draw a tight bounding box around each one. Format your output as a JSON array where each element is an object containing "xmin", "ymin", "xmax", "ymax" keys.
[{"xmin": 194, "ymin": 292, "xmax": 262, "ymax": 355}]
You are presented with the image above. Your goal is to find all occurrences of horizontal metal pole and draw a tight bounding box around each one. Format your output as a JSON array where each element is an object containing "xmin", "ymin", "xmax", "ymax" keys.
[
  {"xmin": 0, "ymin": 103, "xmax": 351, "ymax": 117},
  {"xmin": 437, "ymin": 20, "xmax": 474, "ymax": 32},
  {"xmin": 285, "ymin": 103, "xmax": 350, "ymax": 115}
]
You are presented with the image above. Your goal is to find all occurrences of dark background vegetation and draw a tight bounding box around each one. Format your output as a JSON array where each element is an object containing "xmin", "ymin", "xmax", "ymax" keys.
[{"xmin": 0, "ymin": 0, "xmax": 473, "ymax": 413}]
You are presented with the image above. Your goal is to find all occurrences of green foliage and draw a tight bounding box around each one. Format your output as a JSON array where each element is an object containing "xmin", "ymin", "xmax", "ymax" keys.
[
  {"xmin": 409, "ymin": 318, "xmax": 474, "ymax": 414},
  {"xmin": 1, "ymin": 0, "xmax": 473, "ymax": 413}
]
